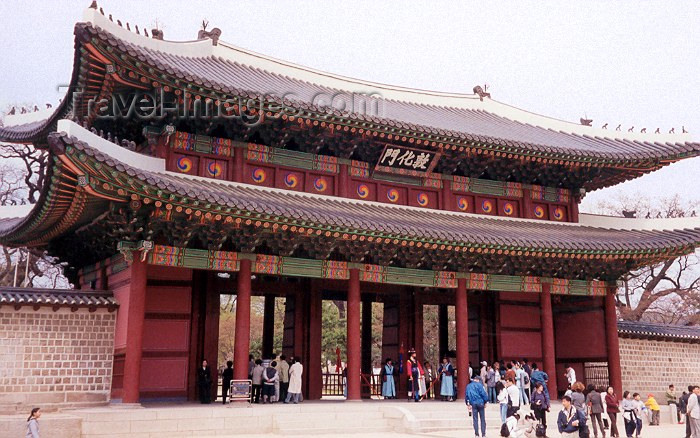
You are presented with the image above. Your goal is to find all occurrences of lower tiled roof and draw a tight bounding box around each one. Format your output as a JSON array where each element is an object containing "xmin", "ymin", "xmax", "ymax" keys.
[
  {"xmin": 617, "ymin": 320, "xmax": 700, "ymax": 340},
  {"xmin": 0, "ymin": 287, "xmax": 117, "ymax": 309}
]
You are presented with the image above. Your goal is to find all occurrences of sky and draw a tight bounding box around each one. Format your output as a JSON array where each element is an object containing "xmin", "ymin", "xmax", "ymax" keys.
[{"xmin": 0, "ymin": 0, "xmax": 698, "ymax": 213}]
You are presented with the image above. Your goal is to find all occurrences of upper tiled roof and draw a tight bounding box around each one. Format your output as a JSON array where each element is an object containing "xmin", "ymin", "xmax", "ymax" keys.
[
  {"xmin": 0, "ymin": 287, "xmax": 117, "ymax": 309},
  {"xmin": 618, "ymin": 320, "xmax": 700, "ymax": 341}
]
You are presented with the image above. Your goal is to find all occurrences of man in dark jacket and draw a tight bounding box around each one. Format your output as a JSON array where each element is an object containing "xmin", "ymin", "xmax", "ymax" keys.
[
  {"xmin": 680, "ymin": 387, "xmax": 692, "ymax": 438},
  {"xmin": 465, "ymin": 376, "xmax": 489, "ymax": 438},
  {"xmin": 558, "ymin": 395, "xmax": 587, "ymax": 438},
  {"xmin": 221, "ymin": 360, "xmax": 233, "ymax": 404},
  {"xmin": 197, "ymin": 359, "xmax": 212, "ymax": 404}
]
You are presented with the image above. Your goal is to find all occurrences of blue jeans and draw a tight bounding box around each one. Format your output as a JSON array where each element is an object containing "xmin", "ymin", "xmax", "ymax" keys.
[
  {"xmin": 519, "ymin": 386, "xmax": 529, "ymax": 405},
  {"xmin": 500, "ymin": 403, "xmax": 508, "ymax": 423},
  {"xmin": 472, "ymin": 404, "xmax": 486, "ymax": 437},
  {"xmin": 488, "ymin": 386, "xmax": 497, "ymax": 403}
]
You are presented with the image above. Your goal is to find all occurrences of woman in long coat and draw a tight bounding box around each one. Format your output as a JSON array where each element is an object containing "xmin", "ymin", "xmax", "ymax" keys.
[
  {"xmin": 380, "ymin": 358, "xmax": 397, "ymax": 399},
  {"xmin": 285, "ymin": 358, "xmax": 303, "ymax": 403}
]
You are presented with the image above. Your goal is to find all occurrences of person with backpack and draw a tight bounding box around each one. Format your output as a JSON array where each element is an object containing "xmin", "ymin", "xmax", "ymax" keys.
[
  {"xmin": 530, "ymin": 363, "xmax": 550, "ymax": 406},
  {"xmin": 516, "ymin": 363, "xmax": 530, "ymax": 405},
  {"xmin": 558, "ymin": 395, "xmax": 587, "ymax": 438},
  {"xmin": 466, "ymin": 375, "xmax": 490, "ymax": 438},
  {"xmin": 531, "ymin": 383, "xmax": 550, "ymax": 429},
  {"xmin": 262, "ymin": 360, "xmax": 279, "ymax": 404}
]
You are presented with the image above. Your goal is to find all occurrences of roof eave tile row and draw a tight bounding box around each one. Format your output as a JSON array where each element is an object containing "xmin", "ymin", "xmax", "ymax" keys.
[{"xmin": 0, "ymin": 287, "xmax": 118, "ymax": 309}]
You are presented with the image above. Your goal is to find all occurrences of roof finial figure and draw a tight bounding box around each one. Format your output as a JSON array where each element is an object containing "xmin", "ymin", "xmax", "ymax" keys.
[
  {"xmin": 655, "ymin": 128, "xmax": 660, "ymax": 134},
  {"xmin": 126, "ymin": 22, "xmax": 130, "ymax": 31},
  {"xmin": 144, "ymin": 28, "xmax": 149, "ymax": 37},
  {"xmin": 152, "ymin": 28, "xmax": 164, "ymax": 40},
  {"xmin": 683, "ymin": 126, "xmax": 688, "ymax": 133},
  {"xmin": 108, "ymin": 14, "xmax": 113, "ymax": 22},
  {"xmin": 135, "ymin": 24, "xmax": 140, "ymax": 34},
  {"xmin": 640, "ymin": 128, "xmax": 646, "ymax": 133},
  {"xmin": 33, "ymin": 105, "xmax": 39, "ymax": 112},
  {"xmin": 198, "ymin": 19, "xmax": 222, "ymax": 45},
  {"xmin": 580, "ymin": 117, "xmax": 593, "ymax": 126},
  {"xmin": 615, "ymin": 124, "xmax": 621, "ymax": 131},
  {"xmin": 89, "ymin": 1, "xmax": 97, "ymax": 9},
  {"xmin": 622, "ymin": 210, "xmax": 636, "ymax": 218},
  {"xmin": 99, "ymin": 7, "xmax": 104, "ymax": 15},
  {"xmin": 117, "ymin": 19, "xmax": 122, "ymax": 27},
  {"xmin": 669, "ymin": 127, "xmax": 675, "ymax": 134},
  {"xmin": 628, "ymin": 126, "xmax": 634, "ymax": 132},
  {"xmin": 601, "ymin": 123, "xmax": 608, "ymax": 129},
  {"xmin": 8, "ymin": 107, "xmax": 16, "ymax": 115},
  {"xmin": 20, "ymin": 107, "xmax": 27, "ymax": 114},
  {"xmin": 473, "ymin": 84, "xmax": 491, "ymax": 102}
]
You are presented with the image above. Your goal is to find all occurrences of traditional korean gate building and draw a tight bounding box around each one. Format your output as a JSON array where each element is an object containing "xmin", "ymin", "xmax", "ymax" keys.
[{"xmin": 2, "ymin": 5, "xmax": 700, "ymax": 405}]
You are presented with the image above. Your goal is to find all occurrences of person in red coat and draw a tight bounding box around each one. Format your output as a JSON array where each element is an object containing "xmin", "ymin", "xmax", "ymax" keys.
[{"xmin": 406, "ymin": 348, "xmax": 425, "ymax": 402}]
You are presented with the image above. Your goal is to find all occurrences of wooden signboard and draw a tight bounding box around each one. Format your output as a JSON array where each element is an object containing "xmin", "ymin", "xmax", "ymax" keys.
[
  {"xmin": 228, "ymin": 379, "xmax": 252, "ymax": 402},
  {"xmin": 374, "ymin": 144, "xmax": 440, "ymax": 177}
]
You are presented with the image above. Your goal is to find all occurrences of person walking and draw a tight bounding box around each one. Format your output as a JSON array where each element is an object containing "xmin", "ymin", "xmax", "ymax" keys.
[
  {"xmin": 380, "ymin": 358, "xmax": 397, "ymax": 399},
  {"xmin": 438, "ymin": 356, "xmax": 456, "ymax": 401},
  {"xmin": 571, "ymin": 382, "xmax": 586, "ymax": 411},
  {"xmin": 688, "ymin": 385, "xmax": 700, "ymax": 438},
  {"xmin": 197, "ymin": 359, "xmax": 212, "ymax": 404},
  {"xmin": 605, "ymin": 386, "xmax": 620, "ymax": 438},
  {"xmin": 558, "ymin": 395, "xmax": 586, "ymax": 438},
  {"xmin": 644, "ymin": 394, "xmax": 660, "ymax": 425},
  {"xmin": 221, "ymin": 360, "xmax": 233, "ymax": 404},
  {"xmin": 466, "ymin": 375, "xmax": 489, "ymax": 438},
  {"xmin": 586, "ymin": 384, "xmax": 606, "ymax": 438},
  {"xmin": 621, "ymin": 391, "xmax": 638, "ymax": 438},
  {"xmin": 564, "ymin": 365, "xmax": 577, "ymax": 388},
  {"xmin": 26, "ymin": 407, "xmax": 41, "ymax": 438},
  {"xmin": 276, "ymin": 355, "xmax": 290, "ymax": 403},
  {"xmin": 531, "ymin": 383, "xmax": 549, "ymax": 429},
  {"xmin": 505, "ymin": 378, "xmax": 521, "ymax": 417},
  {"xmin": 285, "ymin": 357, "xmax": 303, "ymax": 404},
  {"xmin": 667, "ymin": 385, "xmax": 682, "ymax": 424},
  {"xmin": 632, "ymin": 393, "xmax": 644, "ymax": 437}
]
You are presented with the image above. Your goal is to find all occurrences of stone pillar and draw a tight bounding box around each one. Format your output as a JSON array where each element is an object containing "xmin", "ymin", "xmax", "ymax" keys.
[
  {"xmin": 540, "ymin": 282, "xmax": 558, "ymax": 398},
  {"xmin": 346, "ymin": 268, "xmax": 361, "ymax": 400},
  {"xmin": 122, "ymin": 256, "xmax": 147, "ymax": 403},
  {"xmin": 605, "ymin": 287, "xmax": 623, "ymax": 397},
  {"xmin": 262, "ymin": 295, "xmax": 275, "ymax": 358},
  {"xmin": 361, "ymin": 295, "xmax": 373, "ymax": 398},
  {"xmin": 233, "ymin": 259, "xmax": 252, "ymax": 380},
  {"xmin": 438, "ymin": 304, "xmax": 449, "ymax": 358},
  {"xmin": 455, "ymin": 278, "xmax": 469, "ymax": 398}
]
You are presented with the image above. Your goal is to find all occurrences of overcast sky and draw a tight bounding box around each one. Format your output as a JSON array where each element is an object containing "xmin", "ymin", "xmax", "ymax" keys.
[{"xmin": 1, "ymin": 0, "xmax": 698, "ymax": 213}]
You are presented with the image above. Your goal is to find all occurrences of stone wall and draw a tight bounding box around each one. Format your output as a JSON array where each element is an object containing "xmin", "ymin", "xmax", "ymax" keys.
[
  {"xmin": 0, "ymin": 307, "xmax": 115, "ymax": 413},
  {"xmin": 619, "ymin": 335, "xmax": 700, "ymax": 400}
]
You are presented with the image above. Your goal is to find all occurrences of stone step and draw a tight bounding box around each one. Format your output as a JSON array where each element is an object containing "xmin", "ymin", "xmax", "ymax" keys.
[
  {"xmin": 283, "ymin": 425, "xmax": 395, "ymax": 435},
  {"xmin": 273, "ymin": 417, "xmax": 390, "ymax": 430}
]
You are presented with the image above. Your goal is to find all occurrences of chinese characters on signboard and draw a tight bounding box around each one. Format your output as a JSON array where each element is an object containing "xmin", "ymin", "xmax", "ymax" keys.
[{"xmin": 374, "ymin": 145, "xmax": 439, "ymax": 176}]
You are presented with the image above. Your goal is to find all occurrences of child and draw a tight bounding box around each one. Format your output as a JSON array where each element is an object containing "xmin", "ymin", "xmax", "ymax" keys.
[
  {"xmin": 632, "ymin": 393, "xmax": 644, "ymax": 437},
  {"xmin": 643, "ymin": 394, "xmax": 660, "ymax": 425}
]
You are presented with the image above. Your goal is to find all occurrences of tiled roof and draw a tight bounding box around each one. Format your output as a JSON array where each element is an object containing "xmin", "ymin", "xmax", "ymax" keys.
[
  {"xmin": 0, "ymin": 287, "xmax": 117, "ymax": 309},
  {"xmin": 72, "ymin": 21, "xmax": 700, "ymax": 163},
  {"xmin": 34, "ymin": 128, "xmax": 700, "ymax": 256},
  {"xmin": 618, "ymin": 320, "xmax": 700, "ymax": 341}
]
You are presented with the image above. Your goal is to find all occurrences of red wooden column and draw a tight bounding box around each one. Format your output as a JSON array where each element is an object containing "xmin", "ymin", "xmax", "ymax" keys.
[
  {"xmin": 455, "ymin": 278, "xmax": 469, "ymax": 398},
  {"xmin": 338, "ymin": 163, "xmax": 349, "ymax": 198},
  {"xmin": 540, "ymin": 282, "xmax": 558, "ymax": 398},
  {"xmin": 122, "ymin": 256, "xmax": 148, "ymax": 403},
  {"xmin": 605, "ymin": 287, "xmax": 623, "ymax": 397},
  {"xmin": 346, "ymin": 268, "xmax": 361, "ymax": 400},
  {"xmin": 233, "ymin": 259, "xmax": 252, "ymax": 380},
  {"xmin": 262, "ymin": 294, "xmax": 276, "ymax": 358},
  {"xmin": 306, "ymin": 280, "xmax": 323, "ymax": 400}
]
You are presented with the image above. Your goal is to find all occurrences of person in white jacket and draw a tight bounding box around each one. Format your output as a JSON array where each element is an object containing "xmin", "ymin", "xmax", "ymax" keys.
[
  {"xmin": 688, "ymin": 386, "xmax": 700, "ymax": 438},
  {"xmin": 285, "ymin": 357, "xmax": 304, "ymax": 404}
]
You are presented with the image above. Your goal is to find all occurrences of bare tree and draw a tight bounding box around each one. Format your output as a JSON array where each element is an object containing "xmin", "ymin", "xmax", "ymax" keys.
[{"xmin": 596, "ymin": 194, "xmax": 700, "ymax": 325}]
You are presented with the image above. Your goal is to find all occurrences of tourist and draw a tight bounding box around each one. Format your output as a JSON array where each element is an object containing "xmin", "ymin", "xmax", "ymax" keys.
[
  {"xmin": 631, "ymin": 393, "xmax": 644, "ymax": 437},
  {"xmin": 250, "ymin": 359, "xmax": 264, "ymax": 403},
  {"xmin": 196, "ymin": 359, "xmax": 212, "ymax": 404},
  {"xmin": 681, "ymin": 387, "xmax": 692, "ymax": 438},
  {"xmin": 687, "ymin": 385, "xmax": 700, "ymax": 438},
  {"xmin": 621, "ymin": 391, "xmax": 637, "ymax": 438},
  {"xmin": 424, "ymin": 361, "xmax": 434, "ymax": 399},
  {"xmin": 439, "ymin": 356, "xmax": 456, "ymax": 401},
  {"xmin": 530, "ymin": 363, "xmax": 550, "ymax": 405},
  {"xmin": 497, "ymin": 381, "xmax": 509, "ymax": 423},
  {"xmin": 285, "ymin": 357, "xmax": 303, "ymax": 404},
  {"xmin": 667, "ymin": 384, "xmax": 681, "ymax": 424},
  {"xmin": 406, "ymin": 348, "xmax": 425, "ymax": 402},
  {"xmin": 531, "ymin": 383, "xmax": 549, "ymax": 429},
  {"xmin": 505, "ymin": 377, "xmax": 521, "ymax": 417},
  {"xmin": 522, "ymin": 359, "xmax": 532, "ymax": 377},
  {"xmin": 496, "ymin": 361, "xmax": 505, "ymax": 379},
  {"xmin": 605, "ymin": 386, "xmax": 620, "ymax": 438},
  {"xmin": 222, "ymin": 360, "xmax": 233, "ymax": 404},
  {"xmin": 487, "ymin": 365, "xmax": 498, "ymax": 403},
  {"xmin": 516, "ymin": 363, "xmax": 530, "ymax": 405},
  {"xmin": 558, "ymin": 395, "xmax": 586, "ymax": 438},
  {"xmin": 248, "ymin": 354, "xmax": 255, "ymax": 380},
  {"xmin": 26, "ymin": 407, "xmax": 41, "ymax": 438},
  {"xmin": 586, "ymin": 384, "xmax": 605, "ymax": 438},
  {"xmin": 644, "ymin": 394, "xmax": 660, "ymax": 425},
  {"xmin": 262, "ymin": 360, "xmax": 278, "ymax": 404},
  {"xmin": 571, "ymin": 382, "xmax": 586, "ymax": 410},
  {"xmin": 466, "ymin": 375, "xmax": 489, "ymax": 438},
  {"xmin": 564, "ymin": 365, "xmax": 577, "ymax": 388},
  {"xmin": 505, "ymin": 362, "xmax": 516, "ymax": 382},
  {"xmin": 276, "ymin": 354, "xmax": 290, "ymax": 403},
  {"xmin": 380, "ymin": 358, "xmax": 397, "ymax": 399},
  {"xmin": 480, "ymin": 361, "xmax": 488, "ymax": 390}
]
